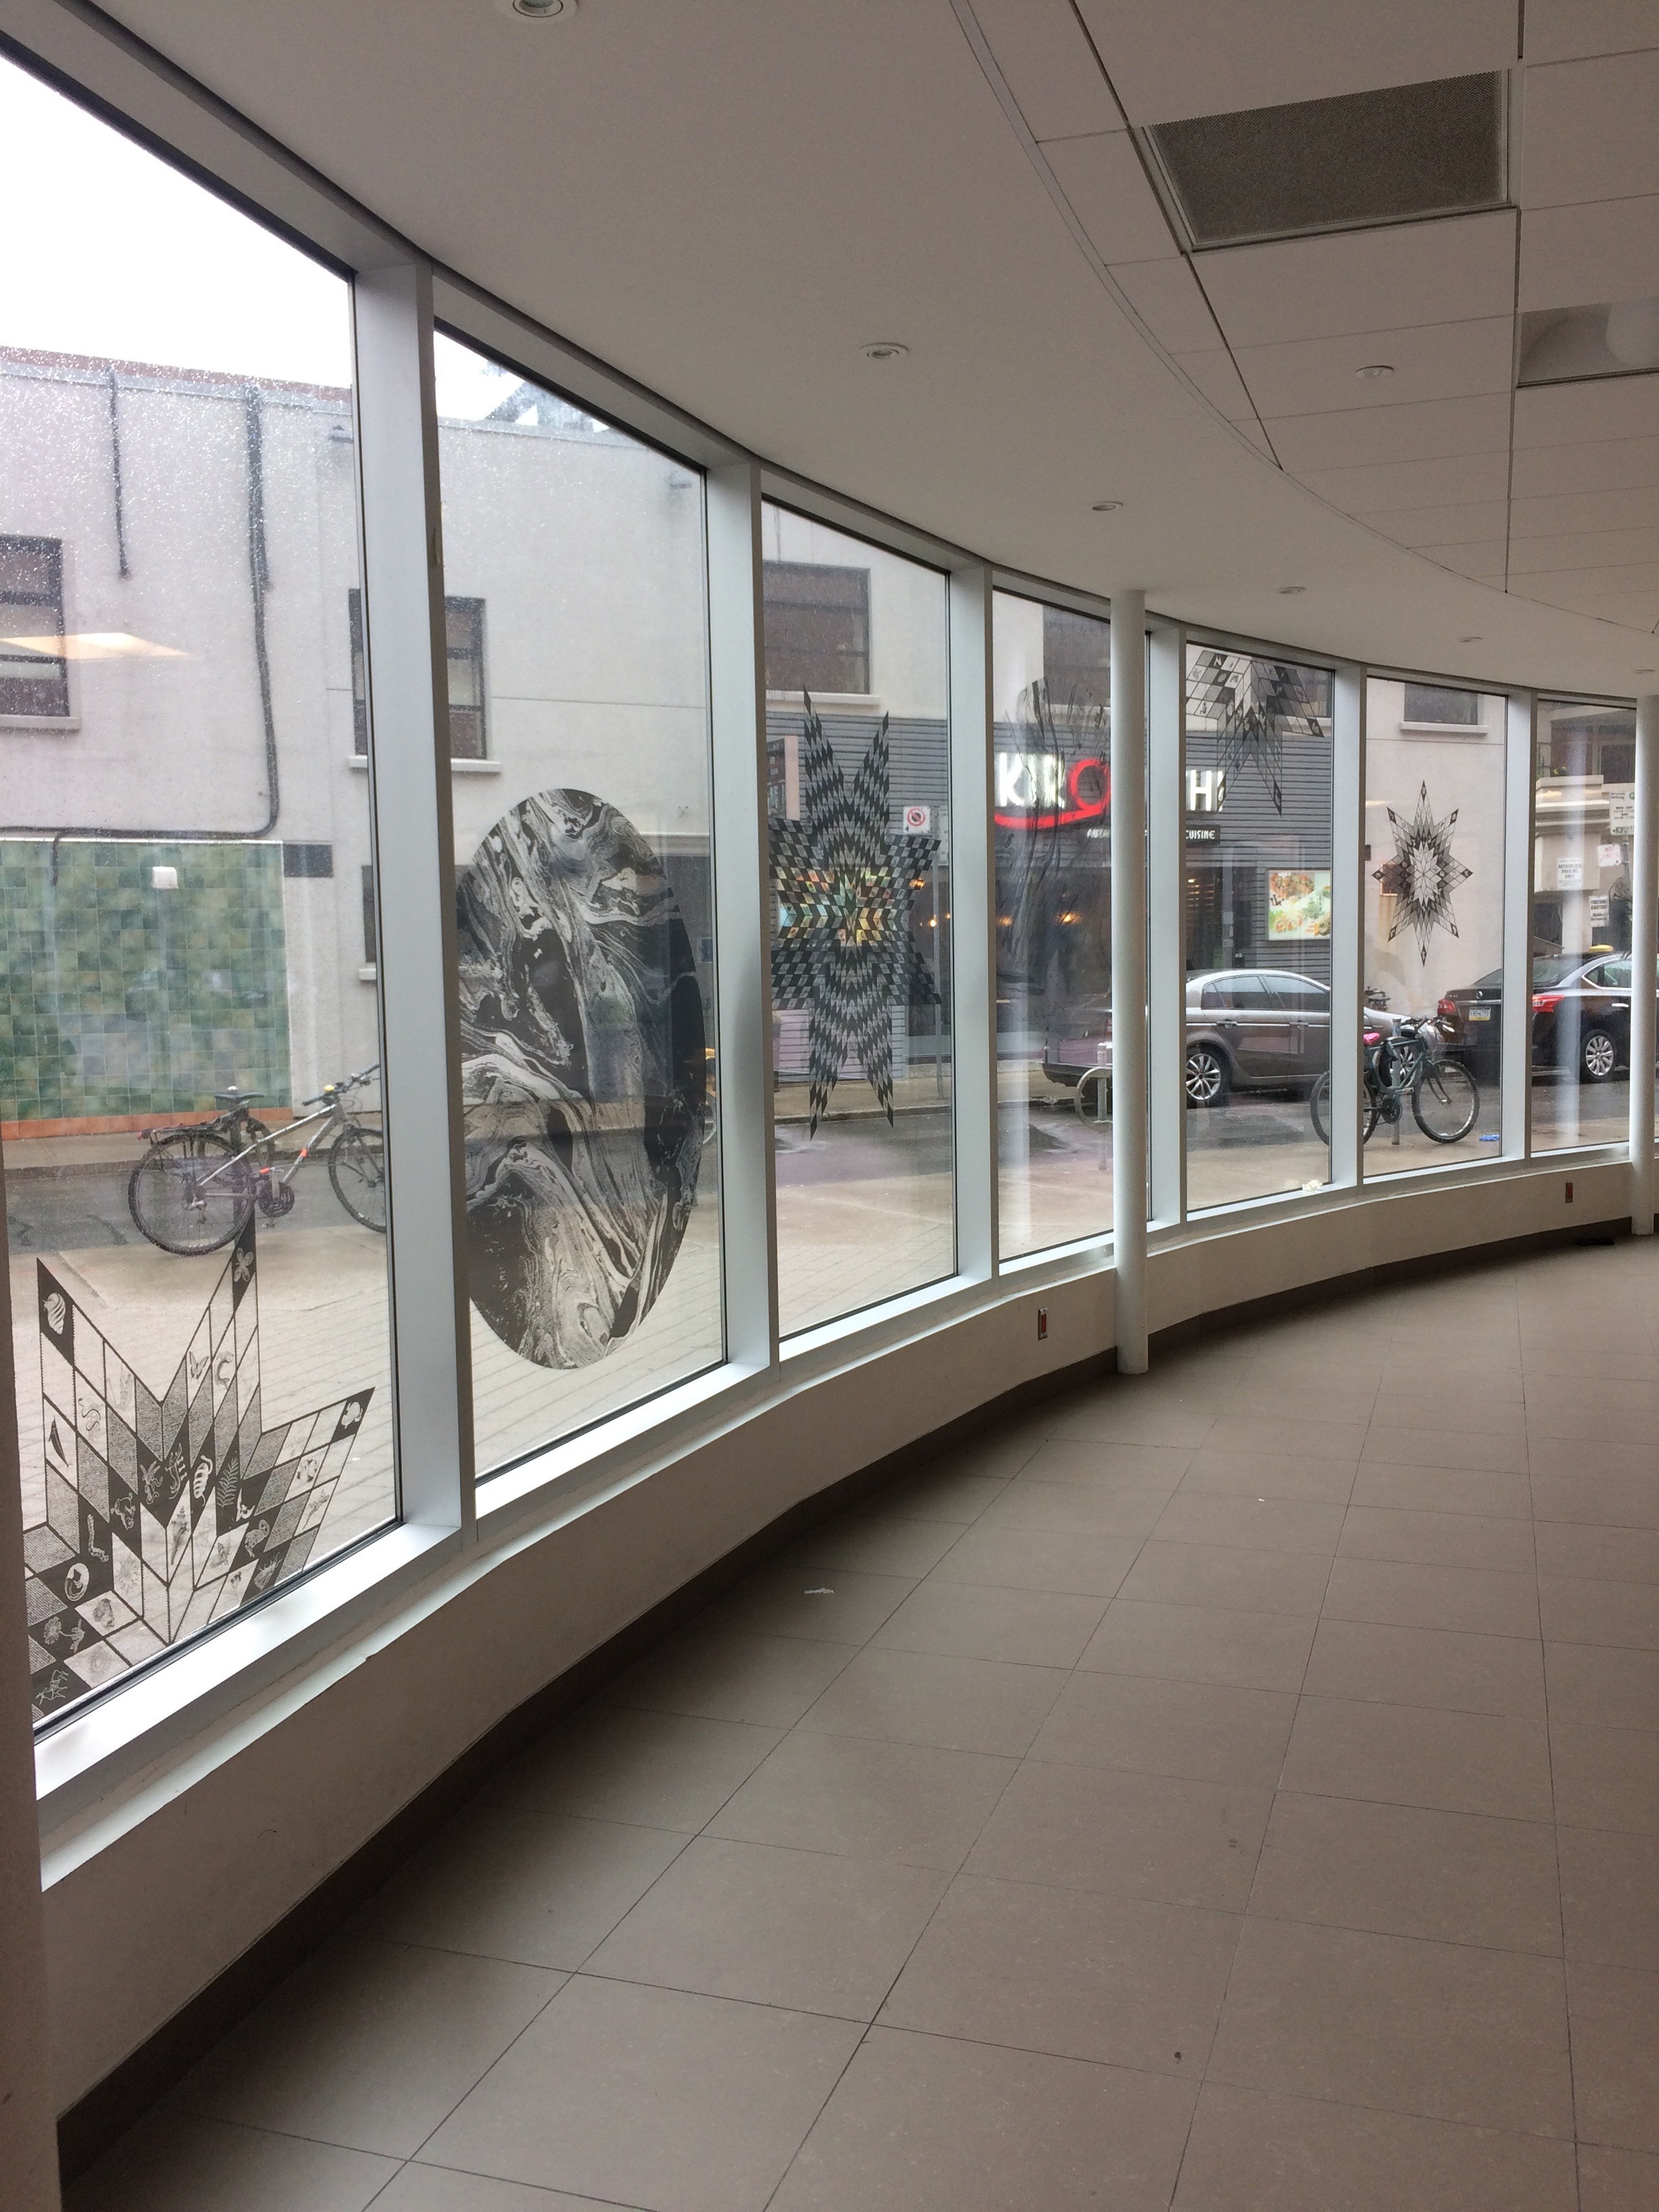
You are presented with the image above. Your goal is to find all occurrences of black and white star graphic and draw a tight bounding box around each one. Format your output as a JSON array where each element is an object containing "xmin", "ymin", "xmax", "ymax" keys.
[
  {"xmin": 1374, "ymin": 781, "xmax": 1473, "ymax": 964},
  {"xmin": 769, "ymin": 699, "xmax": 939, "ymax": 1132},
  {"xmin": 1187, "ymin": 651, "xmax": 1329, "ymax": 817}
]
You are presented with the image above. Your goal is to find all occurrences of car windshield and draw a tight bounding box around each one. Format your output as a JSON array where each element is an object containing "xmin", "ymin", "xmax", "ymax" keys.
[{"xmin": 1532, "ymin": 956, "xmax": 1583, "ymax": 985}]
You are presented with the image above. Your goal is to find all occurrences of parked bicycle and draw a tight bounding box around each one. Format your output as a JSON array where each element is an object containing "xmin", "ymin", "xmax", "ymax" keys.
[
  {"xmin": 1309, "ymin": 1015, "xmax": 1480, "ymax": 1147},
  {"xmin": 127, "ymin": 1066, "xmax": 386, "ymax": 1254}
]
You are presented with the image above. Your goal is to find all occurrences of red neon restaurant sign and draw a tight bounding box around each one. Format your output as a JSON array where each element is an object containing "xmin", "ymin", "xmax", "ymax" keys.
[{"xmin": 994, "ymin": 749, "xmax": 1110, "ymax": 830}]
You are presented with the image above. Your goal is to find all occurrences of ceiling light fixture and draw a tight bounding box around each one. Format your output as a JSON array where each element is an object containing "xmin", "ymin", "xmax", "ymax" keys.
[
  {"xmin": 510, "ymin": 0, "xmax": 573, "ymax": 15},
  {"xmin": 1638, "ymin": 668, "xmax": 1656, "ymax": 676},
  {"xmin": 1277, "ymin": 585, "xmax": 1307, "ymax": 596},
  {"xmin": 1091, "ymin": 499, "xmax": 1123, "ymax": 513},
  {"xmin": 1459, "ymin": 634, "xmax": 1482, "ymax": 644},
  {"xmin": 860, "ymin": 342, "xmax": 908, "ymax": 363},
  {"xmin": 1355, "ymin": 363, "xmax": 1395, "ymax": 380}
]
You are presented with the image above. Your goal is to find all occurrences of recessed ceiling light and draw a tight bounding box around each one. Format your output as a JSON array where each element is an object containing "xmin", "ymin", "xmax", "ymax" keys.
[
  {"xmin": 1277, "ymin": 584, "xmax": 1307, "ymax": 596},
  {"xmin": 1091, "ymin": 499, "xmax": 1123, "ymax": 513},
  {"xmin": 1459, "ymin": 634, "xmax": 1482, "ymax": 643},
  {"xmin": 510, "ymin": 0, "xmax": 573, "ymax": 15},
  {"xmin": 1638, "ymin": 667, "xmax": 1656, "ymax": 674},
  {"xmin": 1355, "ymin": 362, "xmax": 1395, "ymax": 380},
  {"xmin": 860, "ymin": 341, "xmax": 908, "ymax": 363}
]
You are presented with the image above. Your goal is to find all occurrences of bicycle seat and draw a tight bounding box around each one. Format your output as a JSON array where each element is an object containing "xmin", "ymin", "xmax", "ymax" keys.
[{"xmin": 214, "ymin": 1086, "xmax": 266, "ymax": 1107}]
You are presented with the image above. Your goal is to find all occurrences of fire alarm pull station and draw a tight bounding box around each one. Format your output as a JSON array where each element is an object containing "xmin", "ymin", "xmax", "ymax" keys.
[{"xmin": 1036, "ymin": 1307, "xmax": 1048, "ymax": 1341}]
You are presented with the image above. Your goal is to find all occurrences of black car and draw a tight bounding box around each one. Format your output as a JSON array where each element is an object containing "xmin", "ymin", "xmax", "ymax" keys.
[{"xmin": 1439, "ymin": 954, "xmax": 1658, "ymax": 1082}]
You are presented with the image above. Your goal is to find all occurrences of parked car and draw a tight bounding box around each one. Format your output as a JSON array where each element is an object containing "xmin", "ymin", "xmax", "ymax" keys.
[
  {"xmin": 1044, "ymin": 969, "xmax": 1391, "ymax": 1107},
  {"xmin": 1438, "ymin": 954, "xmax": 1658, "ymax": 1082}
]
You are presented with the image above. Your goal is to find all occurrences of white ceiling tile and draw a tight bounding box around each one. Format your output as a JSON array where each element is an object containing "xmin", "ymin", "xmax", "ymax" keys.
[
  {"xmin": 1422, "ymin": 541, "xmax": 1511, "ymax": 580},
  {"xmin": 1511, "ymin": 435, "xmax": 1659, "ymax": 495},
  {"xmin": 1073, "ymin": 0, "xmax": 1519, "ymax": 124},
  {"xmin": 1524, "ymin": 2, "xmax": 1659, "ymax": 64},
  {"xmin": 1297, "ymin": 450, "xmax": 1514, "ymax": 509},
  {"xmin": 1233, "ymin": 418, "xmax": 1277, "ymax": 457},
  {"xmin": 1110, "ymin": 256, "xmax": 1223, "ymax": 351},
  {"xmin": 1514, "ymin": 375, "xmax": 1659, "ymax": 444},
  {"xmin": 968, "ymin": 0, "xmax": 1125, "ymax": 141},
  {"xmin": 1352, "ymin": 499, "xmax": 1511, "ymax": 546},
  {"xmin": 1197, "ymin": 213, "xmax": 1517, "ymax": 348},
  {"xmin": 1268, "ymin": 392, "xmax": 1513, "ymax": 470},
  {"xmin": 1521, "ymin": 52, "xmax": 1659, "ymax": 205},
  {"xmin": 1233, "ymin": 318, "xmax": 1514, "ymax": 419},
  {"xmin": 1510, "ymin": 571, "xmax": 1659, "ymax": 618},
  {"xmin": 1509, "ymin": 527, "xmax": 1659, "ymax": 571},
  {"xmin": 1172, "ymin": 347, "xmax": 1258, "ymax": 421},
  {"xmin": 1519, "ymin": 198, "xmax": 1659, "ymax": 311},
  {"xmin": 1511, "ymin": 482, "xmax": 1659, "ymax": 531},
  {"xmin": 1044, "ymin": 129, "xmax": 1177, "ymax": 262}
]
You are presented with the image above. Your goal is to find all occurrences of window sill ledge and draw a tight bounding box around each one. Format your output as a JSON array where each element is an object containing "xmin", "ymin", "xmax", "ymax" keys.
[
  {"xmin": 346, "ymin": 756, "xmax": 501, "ymax": 774},
  {"xmin": 0, "ymin": 716, "xmax": 79, "ymax": 733},
  {"xmin": 1397, "ymin": 722, "xmax": 1490, "ymax": 735}
]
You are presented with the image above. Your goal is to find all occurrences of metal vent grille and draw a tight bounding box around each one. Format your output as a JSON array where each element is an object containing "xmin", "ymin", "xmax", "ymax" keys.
[{"xmin": 1149, "ymin": 75, "xmax": 1505, "ymax": 249}]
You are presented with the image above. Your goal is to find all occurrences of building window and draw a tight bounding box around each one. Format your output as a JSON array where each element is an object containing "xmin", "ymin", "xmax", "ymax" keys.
[
  {"xmin": 0, "ymin": 535, "xmax": 70, "ymax": 718},
  {"xmin": 362, "ymin": 863, "xmax": 377, "ymax": 965},
  {"xmin": 1041, "ymin": 603, "xmax": 1112, "ymax": 714},
  {"xmin": 349, "ymin": 588, "xmax": 488, "ymax": 758},
  {"xmin": 1404, "ymin": 682, "xmax": 1479, "ymax": 726},
  {"xmin": 763, "ymin": 560, "xmax": 870, "ymax": 695},
  {"xmin": 283, "ymin": 842, "xmax": 333, "ymax": 878}
]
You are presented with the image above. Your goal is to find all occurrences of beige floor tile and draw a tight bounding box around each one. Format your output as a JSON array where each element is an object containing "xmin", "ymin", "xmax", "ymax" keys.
[
  {"xmin": 871, "ymin": 1577, "xmax": 1108, "ymax": 1667},
  {"xmin": 1250, "ymin": 1791, "xmax": 1561, "ymax": 1953},
  {"xmin": 1015, "ymin": 1437, "xmax": 1195, "ymax": 1488},
  {"xmin": 1302, "ymin": 1618, "xmax": 1547, "ymax": 1719},
  {"xmin": 1029, "ymin": 1671, "xmax": 1296, "ymax": 1788},
  {"xmin": 1558, "ymin": 1825, "xmax": 1659, "ymax": 1971},
  {"xmin": 1530, "ymin": 1466, "xmax": 1659, "ymax": 1523},
  {"xmin": 796, "ymin": 1643, "xmax": 1067, "ymax": 1757},
  {"xmin": 1338, "ymin": 1504, "xmax": 1536, "ymax": 1572},
  {"xmin": 1535, "ymin": 1521, "xmax": 1659, "ymax": 1583},
  {"xmin": 964, "ymin": 1758, "xmax": 1270, "ymax": 1910},
  {"xmin": 1350, "ymin": 1461, "xmax": 1532, "ymax": 1518},
  {"xmin": 705, "ymin": 1729, "xmax": 1016, "ymax": 1868},
  {"xmin": 979, "ymin": 1477, "xmax": 1172, "ymax": 1539},
  {"xmin": 1044, "ymin": 1393, "xmax": 1218, "ymax": 1448},
  {"xmin": 770, "ymin": 2024, "xmax": 1195, "ymax": 2212},
  {"xmin": 874, "ymin": 1465, "xmax": 1015, "ymax": 1523},
  {"xmin": 1540, "ymin": 1574, "xmax": 1659, "ymax": 1651},
  {"xmin": 1215, "ymin": 1413, "xmax": 1370, "ymax": 1461},
  {"xmin": 489, "ymin": 1707, "xmax": 783, "ymax": 1831},
  {"xmin": 696, "ymin": 1563, "xmax": 916, "ymax": 1645},
  {"xmin": 1176, "ymin": 1448, "xmax": 1358, "ymax": 1504},
  {"xmin": 1578, "ymin": 2143, "xmax": 1659, "ymax": 2211},
  {"xmin": 1151, "ymin": 1492, "xmax": 1347, "ymax": 1556},
  {"xmin": 1079, "ymin": 1597, "xmax": 1316, "ymax": 1692},
  {"xmin": 1368, "ymin": 1398, "xmax": 1530, "ymax": 1441},
  {"xmin": 1549, "ymin": 1721, "xmax": 1659, "ymax": 1833},
  {"xmin": 1223, "ymin": 1381, "xmax": 1382, "ymax": 1426},
  {"xmin": 780, "ymin": 1510, "xmax": 966, "ymax": 1578},
  {"xmin": 1282, "ymin": 1696, "xmax": 1554, "ymax": 1820},
  {"xmin": 1322, "ymin": 1555, "xmax": 1540, "ymax": 1638},
  {"xmin": 1570, "ymin": 1959, "xmax": 1659, "ymax": 2154},
  {"xmin": 358, "ymin": 1807, "xmax": 691, "ymax": 1969},
  {"xmin": 176, "ymin": 1938, "xmax": 562, "ymax": 2158},
  {"xmin": 1546, "ymin": 1641, "xmax": 1659, "ymax": 1732},
  {"xmin": 1363, "ymin": 1425, "xmax": 1530, "ymax": 1473},
  {"xmin": 1170, "ymin": 2081, "xmax": 1577, "ymax": 2212},
  {"xmin": 879, "ymin": 1871, "xmax": 1237, "ymax": 2072},
  {"xmin": 602, "ymin": 1628, "xmax": 853, "ymax": 1730},
  {"xmin": 1380, "ymin": 1357, "xmax": 1526, "ymax": 1402},
  {"xmin": 421, "ymin": 1976, "xmax": 861, "ymax": 2212},
  {"xmin": 1208, "ymin": 1915, "xmax": 1573, "ymax": 2137},
  {"xmin": 65, "ymin": 2117, "xmax": 400, "ymax": 2212},
  {"xmin": 1116, "ymin": 1538, "xmax": 1332, "ymax": 1616},
  {"xmin": 584, "ymin": 1835, "xmax": 947, "ymax": 2018},
  {"xmin": 924, "ymin": 1520, "xmax": 1139, "ymax": 1596},
  {"xmin": 380, "ymin": 2169, "xmax": 648, "ymax": 2211}
]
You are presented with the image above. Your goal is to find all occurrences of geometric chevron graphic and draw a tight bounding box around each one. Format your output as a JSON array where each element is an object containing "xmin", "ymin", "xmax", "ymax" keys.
[
  {"xmin": 769, "ymin": 697, "xmax": 940, "ymax": 1133},
  {"xmin": 1373, "ymin": 780, "xmax": 1474, "ymax": 966},
  {"xmin": 1187, "ymin": 649, "xmax": 1330, "ymax": 817},
  {"xmin": 24, "ymin": 1216, "xmax": 373, "ymax": 1723}
]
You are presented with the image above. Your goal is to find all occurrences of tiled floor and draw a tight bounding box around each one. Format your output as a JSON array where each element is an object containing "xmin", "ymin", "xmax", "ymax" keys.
[{"xmin": 69, "ymin": 1237, "xmax": 1659, "ymax": 2211}]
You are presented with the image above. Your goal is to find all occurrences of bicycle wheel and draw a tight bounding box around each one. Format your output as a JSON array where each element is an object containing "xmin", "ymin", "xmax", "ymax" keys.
[
  {"xmin": 1412, "ymin": 1058, "xmax": 1480, "ymax": 1144},
  {"xmin": 329, "ymin": 1126, "xmax": 387, "ymax": 1231},
  {"xmin": 1310, "ymin": 1071, "xmax": 1382, "ymax": 1146},
  {"xmin": 127, "ymin": 1131, "xmax": 254, "ymax": 1254}
]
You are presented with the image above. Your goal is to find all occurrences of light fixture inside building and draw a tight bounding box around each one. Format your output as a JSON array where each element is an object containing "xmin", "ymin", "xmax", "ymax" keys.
[
  {"xmin": 1355, "ymin": 363, "xmax": 1395, "ymax": 380},
  {"xmin": 1459, "ymin": 635, "xmax": 1482, "ymax": 643},
  {"xmin": 860, "ymin": 341, "xmax": 908, "ymax": 363},
  {"xmin": 509, "ymin": 0, "xmax": 573, "ymax": 16},
  {"xmin": 1607, "ymin": 298, "xmax": 1659, "ymax": 370},
  {"xmin": 1090, "ymin": 499, "xmax": 1123, "ymax": 512},
  {"xmin": 1277, "ymin": 584, "xmax": 1306, "ymax": 596}
]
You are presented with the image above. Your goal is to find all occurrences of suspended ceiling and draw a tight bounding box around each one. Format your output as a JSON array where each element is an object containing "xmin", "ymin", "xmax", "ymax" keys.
[{"xmin": 21, "ymin": 0, "xmax": 1659, "ymax": 698}]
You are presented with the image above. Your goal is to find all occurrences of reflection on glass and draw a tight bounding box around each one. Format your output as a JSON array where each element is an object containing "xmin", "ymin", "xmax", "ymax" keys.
[
  {"xmin": 433, "ymin": 333, "xmax": 721, "ymax": 1476},
  {"xmin": 0, "ymin": 58, "xmax": 392, "ymax": 1723},
  {"xmin": 763, "ymin": 503, "xmax": 952, "ymax": 1335},
  {"xmin": 1361, "ymin": 677, "xmax": 1504, "ymax": 1173},
  {"xmin": 1532, "ymin": 699, "xmax": 1641, "ymax": 1153},
  {"xmin": 1183, "ymin": 647, "xmax": 1334, "ymax": 1212},
  {"xmin": 993, "ymin": 592, "xmax": 1112, "ymax": 1258}
]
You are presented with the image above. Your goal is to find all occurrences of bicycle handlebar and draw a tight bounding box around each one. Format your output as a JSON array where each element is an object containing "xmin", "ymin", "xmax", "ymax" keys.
[{"xmin": 298, "ymin": 1063, "xmax": 381, "ymax": 1109}]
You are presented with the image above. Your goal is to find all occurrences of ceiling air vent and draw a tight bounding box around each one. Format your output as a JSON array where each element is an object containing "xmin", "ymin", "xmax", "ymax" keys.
[{"xmin": 1147, "ymin": 75, "xmax": 1506, "ymax": 249}]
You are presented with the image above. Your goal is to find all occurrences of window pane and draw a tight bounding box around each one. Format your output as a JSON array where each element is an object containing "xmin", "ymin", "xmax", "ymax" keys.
[
  {"xmin": 1403, "ymin": 682, "xmax": 1480, "ymax": 726},
  {"xmin": 1532, "ymin": 698, "xmax": 1639, "ymax": 1152},
  {"xmin": 1362, "ymin": 676, "xmax": 1504, "ymax": 1174},
  {"xmin": 0, "ymin": 57, "xmax": 393, "ymax": 1725},
  {"xmin": 434, "ymin": 333, "xmax": 720, "ymax": 1477},
  {"xmin": 994, "ymin": 590, "xmax": 1112, "ymax": 1261},
  {"xmin": 764, "ymin": 501, "xmax": 951, "ymax": 1334},
  {"xmin": 763, "ymin": 561, "xmax": 869, "ymax": 694},
  {"xmin": 1184, "ymin": 647, "xmax": 1334, "ymax": 1210}
]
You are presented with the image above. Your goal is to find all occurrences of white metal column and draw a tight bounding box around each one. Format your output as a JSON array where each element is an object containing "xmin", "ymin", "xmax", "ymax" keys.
[
  {"xmin": 951, "ymin": 565, "xmax": 996, "ymax": 1280},
  {"xmin": 352, "ymin": 263, "xmax": 475, "ymax": 1530},
  {"xmin": 1331, "ymin": 668, "xmax": 1364, "ymax": 1189},
  {"xmin": 1147, "ymin": 623, "xmax": 1185, "ymax": 1226},
  {"xmin": 1631, "ymin": 694, "xmax": 1659, "ymax": 1233},
  {"xmin": 1111, "ymin": 593, "xmax": 1149, "ymax": 1371},
  {"xmin": 1502, "ymin": 693, "xmax": 1537, "ymax": 1161},
  {"xmin": 706, "ymin": 464, "xmax": 779, "ymax": 1363}
]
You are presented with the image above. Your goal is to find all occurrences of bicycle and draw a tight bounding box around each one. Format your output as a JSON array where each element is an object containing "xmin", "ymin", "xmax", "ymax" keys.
[
  {"xmin": 127, "ymin": 1066, "xmax": 386, "ymax": 1254},
  {"xmin": 1309, "ymin": 1015, "xmax": 1480, "ymax": 1147}
]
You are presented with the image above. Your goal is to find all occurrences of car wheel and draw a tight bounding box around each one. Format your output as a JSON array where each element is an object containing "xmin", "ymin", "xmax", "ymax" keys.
[
  {"xmin": 1185, "ymin": 1042, "xmax": 1229, "ymax": 1107},
  {"xmin": 1580, "ymin": 1027, "xmax": 1618, "ymax": 1082}
]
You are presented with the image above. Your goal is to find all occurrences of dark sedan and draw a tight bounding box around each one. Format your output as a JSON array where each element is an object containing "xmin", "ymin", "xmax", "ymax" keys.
[{"xmin": 1439, "ymin": 954, "xmax": 1658, "ymax": 1082}]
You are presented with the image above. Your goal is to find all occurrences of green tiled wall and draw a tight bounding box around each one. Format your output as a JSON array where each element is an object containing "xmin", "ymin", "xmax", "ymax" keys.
[{"xmin": 0, "ymin": 840, "xmax": 290, "ymax": 1122}]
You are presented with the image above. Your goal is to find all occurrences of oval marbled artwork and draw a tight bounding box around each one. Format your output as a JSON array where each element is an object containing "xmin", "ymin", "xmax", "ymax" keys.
[{"xmin": 455, "ymin": 790, "xmax": 706, "ymax": 1368}]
